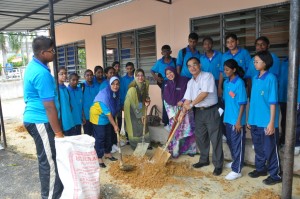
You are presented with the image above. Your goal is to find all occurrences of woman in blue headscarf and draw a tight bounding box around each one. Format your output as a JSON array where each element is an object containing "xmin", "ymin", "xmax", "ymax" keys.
[{"xmin": 90, "ymin": 76, "xmax": 121, "ymax": 168}]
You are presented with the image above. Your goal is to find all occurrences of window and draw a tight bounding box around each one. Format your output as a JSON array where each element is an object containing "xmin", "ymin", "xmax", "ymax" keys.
[
  {"xmin": 102, "ymin": 26, "xmax": 156, "ymax": 82},
  {"xmin": 57, "ymin": 40, "xmax": 86, "ymax": 78},
  {"xmin": 191, "ymin": 2, "xmax": 289, "ymax": 58}
]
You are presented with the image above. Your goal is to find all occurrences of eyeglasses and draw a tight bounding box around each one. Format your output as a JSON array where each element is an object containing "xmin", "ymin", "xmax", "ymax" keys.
[
  {"xmin": 45, "ymin": 48, "xmax": 56, "ymax": 54},
  {"xmin": 253, "ymin": 60, "xmax": 264, "ymax": 64},
  {"xmin": 187, "ymin": 63, "xmax": 199, "ymax": 68},
  {"xmin": 136, "ymin": 74, "xmax": 144, "ymax": 77},
  {"xmin": 58, "ymin": 72, "xmax": 67, "ymax": 76}
]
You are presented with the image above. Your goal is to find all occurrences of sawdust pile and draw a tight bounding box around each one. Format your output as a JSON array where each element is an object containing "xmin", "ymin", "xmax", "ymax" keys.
[
  {"xmin": 14, "ymin": 125, "xmax": 26, "ymax": 133},
  {"xmin": 108, "ymin": 156, "xmax": 207, "ymax": 189},
  {"xmin": 247, "ymin": 189, "xmax": 281, "ymax": 199}
]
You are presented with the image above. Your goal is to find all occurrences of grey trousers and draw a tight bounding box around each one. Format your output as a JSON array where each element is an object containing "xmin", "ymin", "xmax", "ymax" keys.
[{"xmin": 194, "ymin": 105, "xmax": 224, "ymax": 168}]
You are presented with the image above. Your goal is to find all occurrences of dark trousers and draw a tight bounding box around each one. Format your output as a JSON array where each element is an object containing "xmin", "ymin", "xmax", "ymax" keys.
[
  {"xmin": 83, "ymin": 120, "xmax": 93, "ymax": 136},
  {"xmin": 24, "ymin": 122, "xmax": 63, "ymax": 199},
  {"xmin": 251, "ymin": 125, "xmax": 281, "ymax": 180},
  {"xmin": 93, "ymin": 124, "xmax": 112, "ymax": 158},
  {"xmin": 225, "ymin": 123, "xmax": 246, "ymax": 173},
  {"xmin": 194, "ymin": 106, "xmax": 224, "ymax": 168},
  {"xmin": 63, "ymin": 126, "xmax": 80, "ymax": 136},
  {"xmin": 74, "ymin": 124, "xmax": 82, "ymax": 135},
  {"xmin": 279, "ymin": 102, "xmax": 287, "ymax": 145},
  {"xmin": 296, "ymin": 104, "xmax": 300, "ymax": 147},
  {"xmin": 161, "ymin": 80, "xmax": 169, "ymax": 126}
]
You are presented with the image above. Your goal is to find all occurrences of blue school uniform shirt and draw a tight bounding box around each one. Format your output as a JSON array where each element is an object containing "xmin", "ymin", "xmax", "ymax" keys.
[
  {"xmin": 120, "ymin": 74, "xmax": 134, "ymax": 107},
  {"xmin": 59, "ymin": 84, "xmax": 75, "ymax": 131},
  {"xmin": 23, "ymin": 57, "xmax": 60, "ymax": 123},
  {"xmin": 278, "ymin": 57, "xmax": 289, "ymax": 102},
  {"xmin": 223, "ymin": 76, "xmax": 247, "ymax": 125},
  {"xmin": 93, "ymin": 76, "xmax": 104, "ymax": 91},
  {"xmin": 67, "ymin": 85, "xmax": 83, "ymax": 125},
  {"xmin": 151, "ymin": 57, "xmax": 176, "ymax": 80},
  {"xmin": 245, "ymin": 52, "xmax": 280, "ymax": 79},
  {"xmin": 176, "ymin": 46, "xmax": 202, "ymax": 78},
  {"xmin": 248, "ymin": 71, "xmax": 279, "ymax": 128},
  {"xmin": 200, "ymin": 50, "xmax": 222, "ymax": 81},
  {"xmin": 82, "ymin": 81, "xmax": 98, "ymax": 120},
  {"xmin": 220, "ymin": 48, "xmax": 251, "ymax": 79},
  {"xmin": 98, "ymin": 79, "xmax": 109, "ymax": 91},
  {"xmin": 90, "ymin": 101, "xmax": 111, "ymax": 125}
]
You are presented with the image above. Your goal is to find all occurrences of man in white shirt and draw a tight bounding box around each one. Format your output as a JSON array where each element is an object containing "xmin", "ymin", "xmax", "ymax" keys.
[{"xmin": 181, "ymin": 57, "xmax": 224, "ymax": 176}]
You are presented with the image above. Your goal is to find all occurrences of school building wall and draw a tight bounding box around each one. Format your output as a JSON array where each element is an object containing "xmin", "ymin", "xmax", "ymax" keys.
[{"xmin": 54, "ymin": 0, "xmax": 288, "ymax": 111}]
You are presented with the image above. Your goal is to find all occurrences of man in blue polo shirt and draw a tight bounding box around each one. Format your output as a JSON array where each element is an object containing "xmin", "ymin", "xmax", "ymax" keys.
[
  {"xmin": 176, "ymin": 32, "xmax": 202, "ymax": 79},
  {"xmin": 23, "ymin": 36, "xmax": 63, "ymax": 198},
  {"xmin": 151, "ymin": 45, "xmax": 176, "ymax": 129}
]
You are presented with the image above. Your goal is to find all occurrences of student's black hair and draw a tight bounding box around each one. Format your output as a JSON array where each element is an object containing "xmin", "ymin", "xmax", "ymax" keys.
[
  {"xmin": 161, "ymin": 45, "xmax": 171, "ymax": 51},
  {"xmin": 126, "ymin": 62, "xmax": 134, "ymax": 68},
  {"xmin": 112, "ymin": 61, "xmax": 120, "ymax": 67},
  {"xmin": 135, "ymin": 68, "xmax": 145, "ymax": 76},
  {"xmin": 186, "ymin": 56, "xmax": 200, "ymax": 66},
  {"xmin": 202, "ymin": 36, "xmax": 213, "ymax": 44},
  {"xmin": 188, "ymin": 32, "xmax": 199, "ymax": 41},
  {"xmin": 255, "ymin": 36, "xmax": 270, "ymax": 46},
  {"xmin": 84, "ymin": 69, "xmax": 93, "ymax": 76},
  {"xmin": 225, "ymin": 33, "xmax": 238, "ymax": 41},
  {"xmin": 94, "ymin": 65, "xmax": 103, "ymax": 73},
  {"xmin": 224, "ymin": 59, "xmax": 245, "ymax": 78},
  {"xmin": 58, "ymin": 66, "xmax": 66, "ymax": 73},
  {"xmin": 32, "ymin": 36, "xmax": 54, "ymax": 56},
  {"xmin": 254, "ymin": 51, "xmax": 273, "ymax": 70},
  {"xmin": 69, "ymin": 72, "xmax": 79, "ymax": 80},
  {"xmin": 104, "ymin": 66, "xmax": 115, "ymax": 74}
]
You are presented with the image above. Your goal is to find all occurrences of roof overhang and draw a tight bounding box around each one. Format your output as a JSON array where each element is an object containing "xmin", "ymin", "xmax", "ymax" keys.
[{"xmin": 0, "ymin": 0, "xmax": 132, "ymax": 33}]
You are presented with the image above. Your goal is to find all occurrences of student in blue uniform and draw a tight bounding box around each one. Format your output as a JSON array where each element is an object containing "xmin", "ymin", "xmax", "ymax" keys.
[
  {"xmin": 200, "ymin": 36, "xmax": 222, "ymax": 87},
  {"xmin": 57, "ymin": 67, "xmax": 76, "ymax": 136},
  {"xmin": 99, "ymin": 66, "xmax": 115, "ymax": 91},
  {"xmin": 176, "ymin": 32, "xmax": 202, "ymax": 78},
  {"xmin": 93, "ymin": 65, "xmax": 104, "ymax": 90},
  {"xmin": 23, "ymin": 36, "xmax": 63, "ymax": 199},
  {"xmin": 245, "ymin": 36, "xmax": 281, "ymax": 96},
  {"xmin": 247, "ymin": 51, "xmax": 281, "ymax": 185},
  {"xmin": 90, "ymin": 76, "xmax": 120, "ymax": 168},
  {"xmin": 82, "ymin": 69, "xmax": 99, "ymax": 136},
  {"xmin": 218, "ymin": 33, "xmax": 251, "ymax": 97},
  {"xmin": 151, "ymin": 45, "xmax": 177, "ymax": 129},
  {"xmin": 245, "ymin": 36, "xmax": 280, "ymax": 79},
  {"xmin": 278, "ymin": 57, "xmax": 288, "ymax": 146},
  {"xmin": 112, "ymin": 61, "xmax": 121, "ymax": 78},
  {"xmin": 68, "ymin": 72, "xmax": 83, "ymax": 135},
  {"xmin": 119, "ymin": 62, "xmax": 135, "ymax": 144},
  {"xmin": 222, "ymin": 59, "xmax": 247, "ymax": 181}
]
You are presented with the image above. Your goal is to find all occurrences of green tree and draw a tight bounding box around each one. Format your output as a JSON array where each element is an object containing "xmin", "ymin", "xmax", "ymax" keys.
[
  {"xmin": 8, "ymin": 32, "xmax": 23, "ymax": 53},
  {"xmin": 0, "ymin": 33, "xmax": 7, "ymax": 75}
]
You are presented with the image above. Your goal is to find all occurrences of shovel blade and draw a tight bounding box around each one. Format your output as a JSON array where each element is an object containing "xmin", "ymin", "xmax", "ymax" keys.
[
  {"xmin": 151, "ymin": 147, "xmax": 171, "ymax": 165},
  {"xmin": 133, "ymin": 142, "xmax": 149, "ymax": 157}
]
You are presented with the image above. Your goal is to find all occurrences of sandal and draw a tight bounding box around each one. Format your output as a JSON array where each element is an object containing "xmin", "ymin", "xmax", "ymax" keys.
[{"xmin": 99, "ymin": 163, "xmax": 106, "ymax": 168}]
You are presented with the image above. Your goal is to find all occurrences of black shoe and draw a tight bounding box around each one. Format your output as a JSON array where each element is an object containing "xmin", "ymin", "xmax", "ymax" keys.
[
  {"xmin": 213, "ymin": 168, "xmax": 223, "ymax": 176},
  {"xmin": 187, "ymin": 154, "xmax": 195, "ymax": 157},
  {"xmin": 147, "ymin": 146, "xmax": 153, "ymax": 150},
  {"xmin": 262, "ymin": 176, "xmax": 282, "ymax": 185},
  {"xmin": 105, "ymin": 156, "xmax": 118, "ymax": 161},
  {"xmin": 248, "ymin": 170, "xmax": 268, "ymax": 178},
  {"xmin": 99, "ymin": 163, "xmax": 106, "ymax": 168},
  {"xmin": 192, "ymin": 161, "xmax": 209, "ymax": 168}
]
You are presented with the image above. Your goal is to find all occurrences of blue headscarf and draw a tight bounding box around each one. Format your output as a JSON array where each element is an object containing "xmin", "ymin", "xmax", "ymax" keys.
[{"xmin": 94, "ymin": 76, "xmax": 120, "ymax": 117}]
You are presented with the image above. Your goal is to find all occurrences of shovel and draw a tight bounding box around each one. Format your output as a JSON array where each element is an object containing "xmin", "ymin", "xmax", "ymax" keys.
[
  {"xmin": 116, "ymin": 130, "xmax": 135, "ymax": 171},
  {"xmin": 133, "ymin": 100, "xmax": 150, "ymax": 157},
  {"xmin": 150, "ymin": 120, "xmax": 181, "ymax": 165}
]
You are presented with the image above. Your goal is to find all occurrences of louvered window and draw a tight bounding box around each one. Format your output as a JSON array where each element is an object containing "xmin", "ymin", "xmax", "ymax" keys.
[
  {"xmin": 57, "ymin": 40, "xmax": 86, "ymax": 78},
  {"xmin": 103, "ymin": 26, "xmax": 156, "ymax": 82}
]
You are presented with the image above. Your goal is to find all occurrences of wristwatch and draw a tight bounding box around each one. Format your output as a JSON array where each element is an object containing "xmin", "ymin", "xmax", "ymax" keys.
[{"xmin": 189, "ymin": 103, "xmax": 194, "ymax": 109}]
